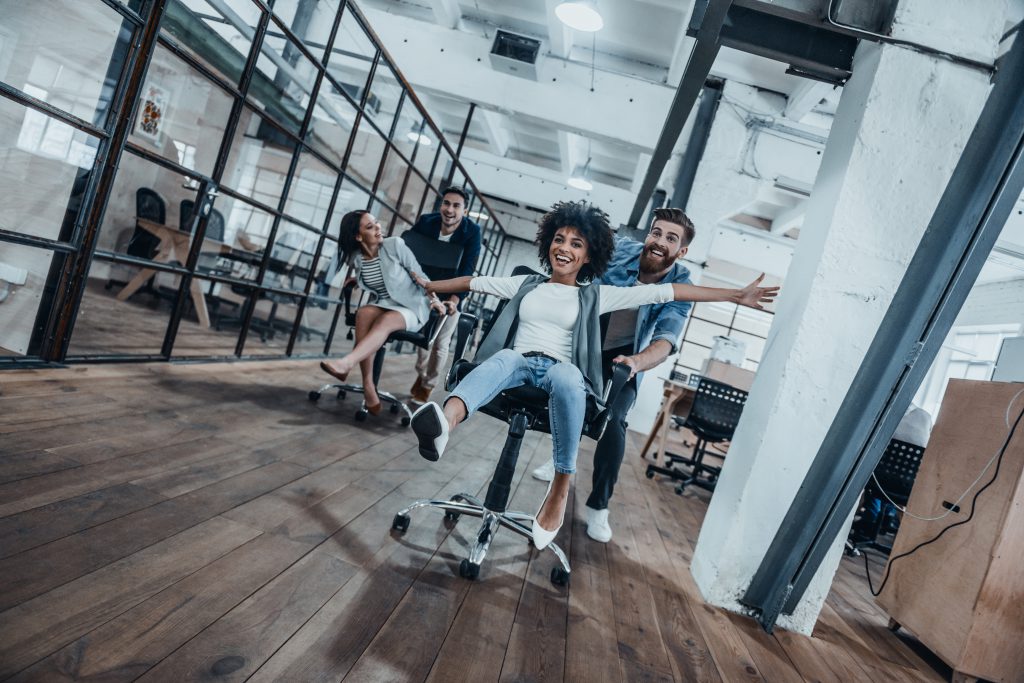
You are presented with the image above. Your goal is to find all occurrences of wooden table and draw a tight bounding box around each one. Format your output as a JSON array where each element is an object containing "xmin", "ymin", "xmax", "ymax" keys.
[{"xmin": 116, "ymin": 218, "xmax": 227, "ymax": 328}]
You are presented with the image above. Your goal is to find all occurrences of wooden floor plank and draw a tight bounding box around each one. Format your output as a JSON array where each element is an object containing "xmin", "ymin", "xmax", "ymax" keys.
[{"xmin": 0, "ymin": 359, "xmax": 952, "ymax": 683}]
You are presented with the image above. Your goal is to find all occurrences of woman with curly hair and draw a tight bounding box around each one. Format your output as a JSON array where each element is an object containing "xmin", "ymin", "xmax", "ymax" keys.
[
  {"xmin": 320, "ymin": 210, "xmax": 449, "ymax": 414},
  {"xmin": 410, "ymin": 200, "xmax": 777, "ymax": 549}
]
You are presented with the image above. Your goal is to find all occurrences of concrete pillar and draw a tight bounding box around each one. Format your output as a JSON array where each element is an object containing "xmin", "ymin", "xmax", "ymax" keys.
[{"xmin": 689, "ymin": 0, "xmax": 1007, "ymax": 634}]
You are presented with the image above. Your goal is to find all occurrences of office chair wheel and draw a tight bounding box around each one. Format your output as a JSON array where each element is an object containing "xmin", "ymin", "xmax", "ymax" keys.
[
  {"xmin": 389, "ymin": 402, "xmax": 400, "ymax": 414},
  {"xmin": 346, "ymin": 330, "xmax": 354, "ymax": 340},
  {"xmin": 355, "ymin": 409, "xmax": 367, "ymax": 422},
  {"xmin": 336, "ymin": 389, "xmax": 346, "ymax": 400},
  {"xmin": 459, "ymin": 559, "xmax": 480, "ymax": 580},
  {"xmin": 391, "ymin": 513, "xmax": 410, "ymax": 532},
  {"xmin": 645, "ymin": 466, "xmax": 655, "ymax": 479},
  {"xmin": 400, "ymin": 417, "xmax": 411, "ymax": 427},
  {"xmin": 308, "ymin": 391, "xmax": 321, "ymax": 402},
  {"xmin": 444, "ymin": 510, "xmax": 460, "ymax": 523},
  {"xmin": 675, "ymin": 484, "xmax": 687, "ymax": 495},
  {"xmin": 550, "ymin": 567, "xmax": 570, "ymax": 587}
]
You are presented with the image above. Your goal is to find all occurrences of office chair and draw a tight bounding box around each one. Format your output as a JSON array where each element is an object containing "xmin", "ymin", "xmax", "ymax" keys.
[
  {"xmin": 846, "ymin": 438, "xmax": 925, "ymax": 556},
  {"xmin": 645, "ymin": 377, "xmax": 748, "ymax": 494},
  {"xmin": 308, "ymin": 231, "xmax": 463, "ymax": 425},
  {"xmin": 105, "ymin": 187, "xmax": 164, "ymax": 291},
  {"xmin": 391, "ymin": 267, "xmax": 631, "ymax": 586}
]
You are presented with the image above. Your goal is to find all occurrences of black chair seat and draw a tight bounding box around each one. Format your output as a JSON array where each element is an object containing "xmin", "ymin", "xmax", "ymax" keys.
[{"xmin": 450, "ymin": 358, "xmax": 609, "ymax": 440}]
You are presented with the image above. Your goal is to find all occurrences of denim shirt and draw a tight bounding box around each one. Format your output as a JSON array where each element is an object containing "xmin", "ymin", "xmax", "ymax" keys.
[{"xmin": 599, "ymin": 236, "xmax": 693, "ymax": 386}]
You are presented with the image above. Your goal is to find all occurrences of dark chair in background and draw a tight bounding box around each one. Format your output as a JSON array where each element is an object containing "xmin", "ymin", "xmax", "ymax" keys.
[
  {"xmin": 391, "ymin": 310, "xmax": 631, "ymax": 585},
  {"xmin": 308, "ymin": 231, "xmax": 463, "ymax": 425},
  {"xmin": 846, "ymin": 438, "xmax": 925, "ymax": 556},
  {"xmin": 646, "ymin": 377, "xmax": 748, "ymax": 494},
  {"xmin": 105, "ymin": 187, "xmax": 164, "ymax": 292}
]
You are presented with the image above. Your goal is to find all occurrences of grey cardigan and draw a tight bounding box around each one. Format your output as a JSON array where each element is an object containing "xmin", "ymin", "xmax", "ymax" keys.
[
  {"xmin": 354, "ymin": 237, "xmax": 431, "ymax": 326},
  {"xmin": 475, "ymin": 274, "xmax": 604, "ymax": 397}
]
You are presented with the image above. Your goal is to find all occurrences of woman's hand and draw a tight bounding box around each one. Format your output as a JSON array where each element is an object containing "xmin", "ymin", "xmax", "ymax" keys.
[
  {"xmin": 411, "ymin": 271, "xmax": 431, "ymax": 291},
  {"xmin": 442, "ymin": 299, "xmax": 457, "ymax": 315},
  {"xmin": 428, "ymin": 296, "xmax": 446, "ymax": 315},
  {"xmin": 736, "ymin": 273, "xmax": 780, "ymax": 310}
]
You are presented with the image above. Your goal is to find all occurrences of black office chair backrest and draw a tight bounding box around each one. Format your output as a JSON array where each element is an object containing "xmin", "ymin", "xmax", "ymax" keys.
[
  {"xmin": 136, "ymin": 187, "xmax": 165, "ymax": 223},
  {"xmin": 684, "ymin": 377, "xmax": 748, "ymax": 443},
  {"xmin": 180, "ymin": 199, "xmax": 225, "ymax": 241},
  {"xmin": 401, "ymin": 229, "xmax": 463, "ymax": 281},
  {"xmin": 872, "ymin": 438, "xmax": 925, "ymax": 504}
]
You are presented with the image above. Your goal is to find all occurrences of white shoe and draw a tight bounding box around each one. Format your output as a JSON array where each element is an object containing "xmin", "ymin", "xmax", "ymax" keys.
[
  {"xmin": 531, "ymin": 459, "xmax": 555, "ymax": 482},
  {"xmin": 411, "ymin": 402, "xmax": 448, "ymax": 461},
  {"xmin": 531, "ymin": 479, "xmax": 564, "ymax": 550},
  {"xmin": 585, "ymin": 506, "xmax": 612, "ymax": 543}
]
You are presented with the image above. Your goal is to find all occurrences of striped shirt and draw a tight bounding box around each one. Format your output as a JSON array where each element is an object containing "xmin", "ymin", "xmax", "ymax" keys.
[{"xmin": 361, "ymin": 257, "xmax": 390, "ymax": 298}]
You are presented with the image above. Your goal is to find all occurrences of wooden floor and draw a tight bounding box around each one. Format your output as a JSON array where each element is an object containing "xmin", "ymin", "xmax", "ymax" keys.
[{"xmin": 0, "ymin": 357, "xmax": 950, "ymax": 682}]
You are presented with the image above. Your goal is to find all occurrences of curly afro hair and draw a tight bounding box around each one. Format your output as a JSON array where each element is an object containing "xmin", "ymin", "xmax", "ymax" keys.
[
  {"xmin": 338, "ymin": 209, "xmax": 368, "ymax": 260},
  {"xmin": 535, "ymin": 200, "xmax": 615, "ymax": 282}
]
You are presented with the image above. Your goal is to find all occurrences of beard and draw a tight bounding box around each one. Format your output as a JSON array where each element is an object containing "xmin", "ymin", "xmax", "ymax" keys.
[{"xmin": 639, "ymin": 245, "xmax": 676, "ymax": 273}]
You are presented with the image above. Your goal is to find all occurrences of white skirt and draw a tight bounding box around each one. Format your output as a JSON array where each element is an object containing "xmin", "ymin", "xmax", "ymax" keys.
[{"xmin": 369, "ymin": 296, "xmax": 423, "ymax": 331}]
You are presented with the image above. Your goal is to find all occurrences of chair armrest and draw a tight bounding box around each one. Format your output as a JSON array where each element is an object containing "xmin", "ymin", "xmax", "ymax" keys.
[
  {"xmin": 445, "ymin": 313, "xmax": 478, "ymax": 390},
  {"xmin": 602, "ymin": 362, "xmax": 632, "ymax": 408}
]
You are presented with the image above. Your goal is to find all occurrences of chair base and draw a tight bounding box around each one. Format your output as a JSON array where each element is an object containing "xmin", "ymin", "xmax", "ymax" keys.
[
  {"xmin": 308, "ymin": 382, "xmax": 413, "ymax": 426},
  {"xmin": 646, "ymin": 440, "xmax": 722, "ymax": 494},
  {"xmin": 392, "ymin": 493, "xmax": 571, "ymax": 585}
]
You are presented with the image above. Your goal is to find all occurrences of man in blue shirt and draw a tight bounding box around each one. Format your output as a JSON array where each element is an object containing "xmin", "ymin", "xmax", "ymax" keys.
[
  {"xmin": 408, "ymin": 187, "xmax": 482, "ymax": 404},
  {"xmin": 532, "ymin": 207, "xmax": 695, "ymax": 542}
]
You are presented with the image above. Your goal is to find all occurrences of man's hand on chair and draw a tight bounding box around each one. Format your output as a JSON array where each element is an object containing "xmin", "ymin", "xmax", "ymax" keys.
[
  {"xmin": 611, "ymin": 354, "xmax": 639, "ymax": 379},
  {"xmin": 442, "ymin": 299, "xmax": 457, "ymax": 315}
]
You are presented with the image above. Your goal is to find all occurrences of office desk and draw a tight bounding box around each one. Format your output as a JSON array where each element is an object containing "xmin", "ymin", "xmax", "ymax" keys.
[{"xmin": 116, "ymin": 218, "xmax": 227, "ymax": 327}]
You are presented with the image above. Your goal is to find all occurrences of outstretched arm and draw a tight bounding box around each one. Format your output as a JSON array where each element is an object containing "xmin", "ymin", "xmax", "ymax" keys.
[
  {"xmin": 671, "ymin": 273, "xmax": 778, "ymax": 310},
  {"xmin": 411, "ymin": 274, "xmax": 474, "ymax": 295}
]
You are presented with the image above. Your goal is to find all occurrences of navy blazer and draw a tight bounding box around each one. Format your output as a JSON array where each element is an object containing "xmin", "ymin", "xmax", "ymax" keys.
[{"xmin": 409, "ymin": 213, "xmax": 482, "ymax": 284}]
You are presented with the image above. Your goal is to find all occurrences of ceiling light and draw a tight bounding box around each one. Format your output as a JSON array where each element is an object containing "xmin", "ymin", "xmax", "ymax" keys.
[
  {"xmin": 406, "ymin": 130, "xmax": 432, "ymax": 146},
  {"xmin": 555, "ymin": 1, "xmax": 604, "ymax": 32},
  {"xmin": 568, "ymin": 158, "xmax": 593, "ymax": 191}
]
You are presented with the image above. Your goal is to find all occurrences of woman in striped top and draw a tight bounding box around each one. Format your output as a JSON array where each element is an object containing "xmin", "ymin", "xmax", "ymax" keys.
[{"xmin": 321, "ymin": 211, "xmax": 450, "ymax": 414}]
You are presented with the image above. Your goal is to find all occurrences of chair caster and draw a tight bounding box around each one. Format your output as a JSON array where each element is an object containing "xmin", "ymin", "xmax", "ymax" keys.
[
  {"xmin": 459, "ymin": 559, "xmax": 480, "ymax": 580},
  {"xmin": 355, "ymin": 409, "xmax": 367, "ymax": 422},
  {"xmin": 645, "ymin": 466, "xmax": 655, "ymax": 479},
  {"xmin": 336, "ymin": 389, "xmax": 346, "ymax": 400},
  {"xmin": 389, "ymin": 402, "xmax": 400, "ymax": 414},
  {"xmin": 391, "ymin": 513, "xmax": 410, "ymax": 532},
  {"xmin": 550, "ymin": 566, "xmax": 570, "ymax": 587},
  {"xmin": 400, "ymin": 417, "xmax": 410, "ymax": 427},
  {"xmin": 675, "ymin": 485, "xmax": 686, "ymax": 495},
  {"xmin": 444, "ymin": 510, "xmax": 460, "ymax": 523},
  {"xmin": 308, "ymin": 391, "xmax": 321, "ymax": 402}
]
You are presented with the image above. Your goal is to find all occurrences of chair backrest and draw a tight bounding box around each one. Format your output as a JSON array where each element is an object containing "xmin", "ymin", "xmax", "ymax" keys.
[
  {"xmin": 401, "ymin": 230, "xmax": 463, "ymax": 281},
  {"xmin": 872, "ymin": 438, "xmax": 925, "ymax": 503},
  {"xmin": 179, "ymin": 199, "xmax": 225, "ymax": 241},
  {"xmin": 684, "ymin": 377, "xmax": 748, "ymax": 442},
  {"xmin": 136, "ymin": 188, "xmax": 166, "ymax": 223}
]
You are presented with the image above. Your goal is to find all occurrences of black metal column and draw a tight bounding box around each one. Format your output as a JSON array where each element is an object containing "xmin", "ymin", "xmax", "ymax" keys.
[
  {"xmin": 741, "ymin": 33, "xmax": 1024, "ymax": 632},
  {"xmin": 671, "ymin": 80, "xmax": 723, "ymax": 211},
  {"xmin": 627, "ymin": 0, "xmax": 732, "ymax": 227}
]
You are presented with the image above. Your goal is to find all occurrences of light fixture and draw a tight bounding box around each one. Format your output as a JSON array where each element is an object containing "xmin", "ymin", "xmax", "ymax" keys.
[
  {"xmin": 567, "ymin": 157, "xmax": 593, "ymax": 191},
  {"xmin": 555, "ymin": 1, "xmax": 604, "ymax": 32}
]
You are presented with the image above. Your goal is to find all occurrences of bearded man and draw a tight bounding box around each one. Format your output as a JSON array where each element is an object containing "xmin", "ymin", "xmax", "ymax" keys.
[{"xmin": 531, "ymin": 207, "xmax": 697, "ymax": 543}]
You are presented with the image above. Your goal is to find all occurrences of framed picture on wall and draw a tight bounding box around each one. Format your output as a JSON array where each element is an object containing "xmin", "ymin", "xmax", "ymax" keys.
[{"xmin": 135, "ymin": 82, "xmax": 168, "ymax": 142}]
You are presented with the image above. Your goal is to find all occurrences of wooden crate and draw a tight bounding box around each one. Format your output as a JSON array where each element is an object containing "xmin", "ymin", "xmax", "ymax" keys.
[{"xmin": 876, "ymin": 379, "xmax": 1024, "ymax": 683}]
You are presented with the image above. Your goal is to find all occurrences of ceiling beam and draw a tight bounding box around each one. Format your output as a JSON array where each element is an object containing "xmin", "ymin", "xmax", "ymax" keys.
[
  {"xmin": 543, "ymin": 0, "xmax": 573, "ymax": 59},
  {"xmin": 428, "ymin": 0, "xmax": 463, "ymax": 29},
  {"xmin": 783, "ymin": 80, "xmax": 832, "ymax": 121},
  {"xmin": 478, "ymin": 107, "xmax": 511, "ymax": 157},
  {"xmin": 667, "ymin": 2, "xmax": 700, "ymax": 84}
]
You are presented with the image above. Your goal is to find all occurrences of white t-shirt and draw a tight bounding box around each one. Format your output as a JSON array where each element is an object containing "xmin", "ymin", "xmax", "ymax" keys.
[
  {"xmin": 437, "ymin": 231, "xmax": 454, "ymax": 243},
  {"xmin": 471, "ymin": 275, "xmax": 673, "ymax": 363}
]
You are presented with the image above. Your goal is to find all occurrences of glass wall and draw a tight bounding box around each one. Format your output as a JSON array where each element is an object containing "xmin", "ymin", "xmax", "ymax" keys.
[{"xmin": 0, "ymin": 0, "xmax": 507, "ymax": 365}]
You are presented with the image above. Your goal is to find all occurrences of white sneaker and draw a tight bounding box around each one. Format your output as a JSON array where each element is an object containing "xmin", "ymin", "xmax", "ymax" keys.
[
  {"xmin": 531, "ymin": 459, "xmax": 555, "ymax": 482},
  {"xmin": 585, "ymin": 506, "xmax": 612, "ymax": 543}
]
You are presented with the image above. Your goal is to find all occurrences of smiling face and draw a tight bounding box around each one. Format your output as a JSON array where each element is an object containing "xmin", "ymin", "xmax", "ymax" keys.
[
  {"xmin": 356, "ymin": 212, "xmax": 383, "ymax": 251},
  {"xmin": 640, "ymin": 219, "xmax": 688, "ymax": 274},
  {"xmin": 439, "ymin": 192, "xmax": 466, "ymax": 232},
  {"xmin": 548, "ymin": 226, "xmax": 591, "ymax": 282}
]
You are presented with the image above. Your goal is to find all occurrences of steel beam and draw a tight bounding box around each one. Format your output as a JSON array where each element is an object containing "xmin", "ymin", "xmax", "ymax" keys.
[
  {"xmin": 627, "ymin": 0, "xmax": 732, "ymax": 228},
  {"xmin": 741, "ymin": 31, "xmax": 1024, "ymax": 632},
  {"xmin": 672, "ymin": 80, "xmax": 723, "ymax": 212}
]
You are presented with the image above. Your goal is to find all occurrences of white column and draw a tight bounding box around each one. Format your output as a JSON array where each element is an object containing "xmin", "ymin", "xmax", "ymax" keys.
[{"xmin": 689, "ymin": 0, "xmax": 1007, "ymax": 634}]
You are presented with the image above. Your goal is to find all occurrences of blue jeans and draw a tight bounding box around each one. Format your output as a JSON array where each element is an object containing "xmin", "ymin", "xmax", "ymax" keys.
[{"xmin": 448, "ymin": 348, "xmax": 587, "ymax": 475}]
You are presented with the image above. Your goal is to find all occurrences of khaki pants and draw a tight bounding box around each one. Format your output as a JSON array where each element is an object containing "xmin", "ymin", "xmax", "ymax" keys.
[{"xmin": 415, "ymin": 312, "xmax": 460, "ymax": 390}]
